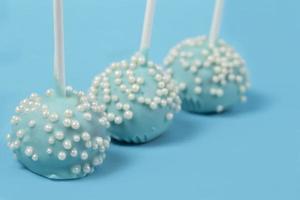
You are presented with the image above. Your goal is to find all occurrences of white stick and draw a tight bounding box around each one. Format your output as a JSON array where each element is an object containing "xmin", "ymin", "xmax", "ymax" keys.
[
  {"xmin": 209, "ymin": 0, "xmax": 224, "ymax": 45},
  {"xmin": 140, "ymin": 0, "xmax": 156, "ymax": 51},
  {"xmin": 53, "ymin": 0, "xmax": 66, "ymax": 95}
]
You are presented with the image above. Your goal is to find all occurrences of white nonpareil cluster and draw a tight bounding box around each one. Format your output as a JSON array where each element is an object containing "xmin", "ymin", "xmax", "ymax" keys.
[{"xmin": 88, "ymin": 52, "xmax": 181, "ymax": 127}]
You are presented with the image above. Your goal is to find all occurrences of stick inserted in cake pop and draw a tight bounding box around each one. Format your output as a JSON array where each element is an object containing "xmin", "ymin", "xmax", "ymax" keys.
[
  {"xmin": 89, "ymin": 0, "xmax": 181, "ymax": 143},
  {"xmin": 164, "ymin": 0, "xmax": 250, "ymax": 114},
  {"xmin": 140, "ymin": 0, "xmax": 156, "ymax": 51},
  {"xmin": 53, "ymin": 0, "xmax": 66, "ymax": 95},
  {"xmin": 6, "ymin": 0, "xmax": 111, "ymax": 180},
  {"xmin": 209, "ymin": 0, "xmax": 224, "ymax": 45}
]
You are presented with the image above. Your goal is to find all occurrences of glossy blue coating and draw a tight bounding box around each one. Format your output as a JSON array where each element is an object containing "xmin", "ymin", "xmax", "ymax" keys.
[{"xmin": 7, "ymin": 89, "xmax": 110, "ymax": 180}]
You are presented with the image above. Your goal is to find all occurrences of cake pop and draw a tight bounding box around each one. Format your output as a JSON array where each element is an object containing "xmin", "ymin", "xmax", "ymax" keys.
[
  {"xmin": 89, "ymin": 0, "xmax": 181, "ymax": 143},
  {"xmin": 5, "ymin": 0, "xmax": 110, "ymax": 180},
  {"xmin": 164, "ymin": 0, "xmax": 250, "ymax": 114}
]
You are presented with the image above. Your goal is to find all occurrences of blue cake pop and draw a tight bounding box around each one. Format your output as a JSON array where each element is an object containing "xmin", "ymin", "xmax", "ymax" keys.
[
  {"xmin": 5, "ymin": 0, "xmax": 110, "ymax": 179},
  {"xmin": 6, "ymin": 88, "xmax": 110, "ymax": 179},
  {"xmin": 89, "ymin": 0, "xmax": 181, "ymax": 143},
  {"xmin": 164, "ymin": 0, "xmax": 250, "ymax": 114}
]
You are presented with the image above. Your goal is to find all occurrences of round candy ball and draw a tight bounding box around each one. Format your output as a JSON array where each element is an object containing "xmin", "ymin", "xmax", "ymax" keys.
[
  {"xmin": 89, "ymin": 52, "xmax": 181, "ymax": 143},
  {"xmin": 164, "ymin": 36, "xmax": 250, "ymax": 114},
  {"xmin": 6, "ymin": 88, "xmax": 110, "ymax": 180}
]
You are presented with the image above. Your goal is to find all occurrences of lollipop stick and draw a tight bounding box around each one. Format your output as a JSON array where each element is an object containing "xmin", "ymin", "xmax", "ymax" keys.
[
  {"xmin": 53, "ymin": 0, "xmax": 66, "ymax": 95},
  {"xmin": 209, "ymin": 0, "xmax": 224, "ymax": 45},
  {"xmin": 140, "ymin": 0, "xmax": 156, "ymax": 52}
]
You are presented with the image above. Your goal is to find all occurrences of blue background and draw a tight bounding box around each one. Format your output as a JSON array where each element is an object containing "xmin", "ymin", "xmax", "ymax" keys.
[{"xmin": 0, "ymin": 0, "xmax": 299, "ymax": 199}]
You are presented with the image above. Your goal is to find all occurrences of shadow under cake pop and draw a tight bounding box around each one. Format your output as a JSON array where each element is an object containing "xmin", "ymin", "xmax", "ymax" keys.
[
  {"xmin": 85, "ymin": 146, "xmax": 133, "ymax": 180},
  {"xmin": 143, "ymin": 112, "xmax": 204, "ymax": 147},
  {"xmin": 219, "ymin": 90, "xmax": 273, "ymax": 117},
  {"xmin": 164, "ymin": 0, "xmax": 250, "ymax": 114}
]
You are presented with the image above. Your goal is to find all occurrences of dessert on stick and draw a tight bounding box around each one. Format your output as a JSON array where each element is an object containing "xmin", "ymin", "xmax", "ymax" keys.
[
  {"xmin": 89, "ymin": 0, "xmax": 181, "ymax": 144},
  {"xmin": 164, "ymin": 0, "xmax": 250, "ymax": 113},
  {"xmin": 5, "ymin": 0, "xmax": 110, "ymax": 180}
]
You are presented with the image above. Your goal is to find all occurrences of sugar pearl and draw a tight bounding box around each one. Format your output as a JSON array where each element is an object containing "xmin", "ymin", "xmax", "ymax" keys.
[
  {"xmin": 63, "ymin": 140, "xmax": 72, "ymax": 150},
  {"xmin": 25, "ymin": 146, "xmax": 34, "ymax": 157},
  {"xmin": 70, "ymin": 149, "xmax": 78, "ymax": 157},
  {"xmin": 44, "ymin": 124, "xmax": 53, "ymax": 133},
  {"xmin": 114, "ymin": 116, "xmax": 123, "ymax": 124},
  {"xmin": 123, "ymin": 111, "xmax": 133, "ymax": 120},
  {"xmin": 73, "ymin": 135, "xmax": 81, "ymax": 142},
  {"xmin": 64, "ymin": 109, "xmax": 73, "ymax": 118},
  {"xmin": 28, "ymin": 120, "xmax": 36, "ymax": 128},
  {"xmin": 166, "ymin": 112, "xmax": 174, "ymax": 121},
  {"xmin": 58, "ymin": 151, "xmax": 67, "ymax": 161},
  {"xmin": 83, "ymin": 164, "xmax": 91, "ymax": 173},
  {"xmin": 46, "ymin": 148, "xmax": 53, "ymax": 154},
  {"xmin": 48, "ymin": 136, "xmax": 55, "ymax": 144},
  {"xmin": 16, "ymin": 130, "xmax": 25, "ymax": 138},
  {"xmin": 49, "ymin": 113, "xmax": 59, "ymax": 122},
  {"xmin": 63, "ymin": 118, "xmax": 72, "ymax": 127},
  {"xmin": 71, "ymin": 120, "xmax": 80, "ymax": 129},
  {"xmin": 32, "ymin": 154, "xmax": 39, "ymax": 161},
  {"xmin": 81, "ymin": 132, "xmax": 91, "ymax": 141},
  {"xmin": 71, "ymin": 165, "xmax": 81, "ymax": 174},
  {"xmin": 54, "ymin": 131, "xmax": 64, "ymax": 140},
  {"xmin": 81, "ymin": 151, "xmax": 89, "ymax": 160},
  {"xmin": 216, "ymin": 105, "xmax": 224, "ymax": 113}
]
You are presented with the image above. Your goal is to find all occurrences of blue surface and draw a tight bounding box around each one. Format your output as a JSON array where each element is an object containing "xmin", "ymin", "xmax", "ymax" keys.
[{"xmin": 0, "ymin": 0, "xmax": 299, "ymax": 199}]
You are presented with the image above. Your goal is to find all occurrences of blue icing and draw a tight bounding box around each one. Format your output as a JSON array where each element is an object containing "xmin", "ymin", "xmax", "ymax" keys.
[
  {"xmin": 6, "ymin": 89, "xmax": 110, "ymax": 180},
  {"xmin": 164, "ymin": 36, "xmax": 250, "ymax": 113},
  {"xmin": 89, "ymin": 52, "xmax": 181, "ymax": 143}
]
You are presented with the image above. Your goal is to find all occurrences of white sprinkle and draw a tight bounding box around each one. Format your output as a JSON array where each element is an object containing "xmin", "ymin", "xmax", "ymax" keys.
[
  {"xmin": 73, "ymin": 135, "xmax": 81, "ymax": 142},
  {"xmin": 123, "ymin": 111, "xmax": 133, "ymax": 120},
  {"xmin": 63, "ymin": 139, "xmax": 72, "ymax": 150},
  {"xmin": 81, "ymin": 151, "xmax": 89, "ymax": 160},
  {"xmin": 49, "ymin": 113, "xmax": 59, "ymax": 122},
  {"xmin": 6, "ymin": 134, "xmax": 11, "ymax": 141},
  {"xmin": 71, "ymin": 120, "xmax": 80, "ymax": 130},
  {"xmin": 216, "ymin": 105, "xmax": 224, "ymax": 113},
  {"xmin": 83, "ymin": 164, "xmax": 91, "ymax": 173},
  {"xmin": 93, "ymin": 156, "xmax": 103, "ymax": 166},
  {"xmin": 13, "ymin": 140, "xmax": 21, "ymax": 149},
  {"xmin": 81, "ymin": 132, "xmax": 91, "ymax": 141},
  {"xmin": 25, "ymin": 146, "xmax": 34, "ymax": 157},
  {"xmin": 150, "ymin": 102, "xmax": 158, "ymax": 110},
  {"xmin": 71, "ymin": 165, "xmax": 81, "ymax": 174},
  {"xmin": 114, "ymin": 116, "xmax": 123, "ymax": 124},
  {"xmin": 166, "ymin": 113, "xmax": 174, "ymax": 121},
  {"xmin": 28, "ymin": 120, "xmax": 36, "ymax": 128},
  {"xmin": 107, "ymin": 113, "xmax": 115, "ymax": 122},
  {"xmin": 48, "ymin": 136, "xmax": 55, "ymax": 144},
  {"xmin": 123, "ymin": 104, "xmax": 131, "ymax": 111},
  {"xmin": 63, "ymin": 118, "xmax": 72, "ymax": 127},
  {"xmin": 46, "ymin": 89, "xmax": 54, "ymax": 97},
  {"xmin": 32, "ymin": 154, "xmax": 39, "ymax": 161},
  {"xmin": 54, "ymin": 131, "xmax": 64, "ymax": 140},
  {"xmin": 16, "ymin": 129, "xmax": 25, "ymax": 138},
  {"xmin": 44, "ymin": 124, "xmax": 53, "ymax": 133},
  {"xmin": 46, "ymin": 148, "xmax": 53, "ymax": 154},
  {"xmin": 70, "ymin": 149, "xmax": 78, "ymax": 157},
  {"xmin": 194, "ymin": 87, "xmax": 202, "ymax": 95},
  {"xmin": 58, "ymin": 151, "xmax": 67, "ymax": 161}
]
